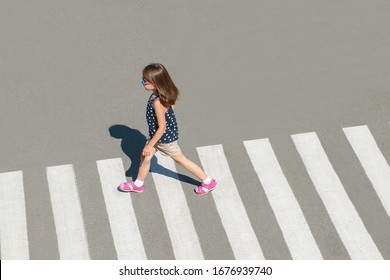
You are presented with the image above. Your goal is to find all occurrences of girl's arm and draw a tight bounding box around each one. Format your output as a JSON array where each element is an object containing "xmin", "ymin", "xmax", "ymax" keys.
[{"xmin": 143, "ymin": 99, "xmax": 166, "ymax": 156}]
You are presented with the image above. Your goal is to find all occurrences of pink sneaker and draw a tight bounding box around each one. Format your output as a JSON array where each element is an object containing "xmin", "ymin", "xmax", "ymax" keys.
[
  {"xmin": 118, "ymin": 181, "xmax": 144, "ymax": 193},
  {"xmin": 194, "ymin": 179, "xmax": 217, "ymax": 195}
]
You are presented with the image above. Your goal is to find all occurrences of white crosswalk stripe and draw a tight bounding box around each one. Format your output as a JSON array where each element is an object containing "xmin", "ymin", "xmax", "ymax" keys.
[
  {"xmin": 197, "ymin": 144, "xmax": 265, "ymax": 260},
  {"xmin": 46, "ymin": 164, "xmax": 90, "ymax": 259},
  {"xmin": 244, "ymin": 138, "xmax": 323, "ymax": 259},
  {"xmin": 152, "ymin": 153, "xmax": 204, "ymax": 260},
  {"xmin": 0, "ymin": 171, "xmax": 29, "ymax": 259},
  {"xmin": 97, "ymin": 158, "xmax": 147, "ymax": 260},
  {"xmin": 1, "ymin": 124, "xmax": 389, "ymax": 259},
  {"xmin": 343, "ymin": 125, "xmax": 390, "ymax": 218},
  {"xmin": 291, "ymin": 132, "xmax": 383, "ymax": 260}
]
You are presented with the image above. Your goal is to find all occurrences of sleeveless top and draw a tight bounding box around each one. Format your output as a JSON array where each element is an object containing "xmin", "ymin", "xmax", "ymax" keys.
[{"xmin": 146, "ymin": 94, "xmax": 179, "ymax": 144}]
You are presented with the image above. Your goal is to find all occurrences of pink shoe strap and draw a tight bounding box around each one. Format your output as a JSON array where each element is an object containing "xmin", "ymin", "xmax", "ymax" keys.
[
  {"xmin": 125, "ymin": 182, "xmax": 134, "ymax": 191},
  {"xmin": 195, "ymin": 186, "xmax": 209, "ymax": 195}
]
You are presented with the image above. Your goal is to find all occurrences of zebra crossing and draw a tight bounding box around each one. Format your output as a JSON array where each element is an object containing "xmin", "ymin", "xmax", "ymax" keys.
[
  {"xmin": 343, "ymin": 126, "xmax": 390, "ymax": 218},
  {"xmin": 97, "ymin": 158, "xmax": 146, "ymax": 260},
  {"xmin": 244, "ymin": 138, "xmax": 322, "ymax": 259},
  {"xmin": 292, "ymin": 132, "xmax": 382, "ymax": 259},
  {"xmin": 1, "ymin": 124, "xmax": 389, "ymax": 260},
  {"xmin": 0, "ymin": 171, "xmax": 29, "ymax": 260},
  {"xmin": 151, "ymin": 153, "xmax": 204, "ymax": 260},
  {"xmin": 46, "ymin": 164, "xmax": 90, "ymax": 260},
  {"xmin": 197, "ymin": 145, "xmax": 265, "ymax": 260}
]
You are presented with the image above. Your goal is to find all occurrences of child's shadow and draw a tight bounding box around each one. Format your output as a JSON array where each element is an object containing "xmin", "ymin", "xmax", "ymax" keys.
[{"xmin": 109, "ymin": 125, "xmax": 200, "ymax": 186}]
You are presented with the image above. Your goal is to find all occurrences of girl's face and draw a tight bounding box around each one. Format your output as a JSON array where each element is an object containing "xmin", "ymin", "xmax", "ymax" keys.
[{"xmin": 141, "ymin": 77, "xmax": 155, "ymax": 91}]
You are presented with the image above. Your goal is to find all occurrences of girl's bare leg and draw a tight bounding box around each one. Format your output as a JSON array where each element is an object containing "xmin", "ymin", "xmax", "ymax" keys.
[
  {"xmin": 171, "ymin": 152, "xmax": 208, "ymax": 181},
  {"xmin": 137, "ymin": 147, "xmax": 157, "ymax": 181}
]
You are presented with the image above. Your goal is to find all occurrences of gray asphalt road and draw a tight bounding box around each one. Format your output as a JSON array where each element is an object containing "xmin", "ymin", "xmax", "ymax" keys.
[{"xmin": 1, "ymin": 0, "xmax": 390, "ymax": 259}]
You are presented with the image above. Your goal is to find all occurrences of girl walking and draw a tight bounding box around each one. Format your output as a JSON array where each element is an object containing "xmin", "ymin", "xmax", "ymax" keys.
[{"xmin": 119, "ymin": 63, "xmax": 217, "ymax": 195}]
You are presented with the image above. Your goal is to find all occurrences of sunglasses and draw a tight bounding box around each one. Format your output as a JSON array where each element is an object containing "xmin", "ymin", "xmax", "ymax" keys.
[{"xmin": 141, "ymin": 77, "xmax": 154, "ymax": 86}]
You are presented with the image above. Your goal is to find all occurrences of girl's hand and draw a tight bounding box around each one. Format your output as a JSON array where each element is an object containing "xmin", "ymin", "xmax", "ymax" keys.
[{"xmin": 142, "ymin": 144, "xmax": 154, "ymax": 157}]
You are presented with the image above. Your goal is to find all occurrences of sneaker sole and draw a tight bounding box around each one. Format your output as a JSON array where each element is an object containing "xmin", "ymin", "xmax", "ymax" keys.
[{"xmin": 117, "ymin": 186, "xmax": 144, "ymax": 193}]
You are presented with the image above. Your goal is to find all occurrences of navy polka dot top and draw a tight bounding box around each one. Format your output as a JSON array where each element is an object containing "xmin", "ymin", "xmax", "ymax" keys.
[{"xmin": 146, "ymin": 94, "xmax": 179, "ymax": 144}]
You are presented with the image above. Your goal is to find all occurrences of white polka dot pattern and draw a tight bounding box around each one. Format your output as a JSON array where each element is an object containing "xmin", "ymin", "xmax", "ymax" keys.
[{"xmin": 146, "ymin": 95, "xmax": 179, "ymax": 144}]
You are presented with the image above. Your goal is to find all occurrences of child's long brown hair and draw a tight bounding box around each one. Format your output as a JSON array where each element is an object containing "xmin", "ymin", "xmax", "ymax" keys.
[{"xmin": 142, "ymin": 63, "xmax": 179, "ymax": 108}]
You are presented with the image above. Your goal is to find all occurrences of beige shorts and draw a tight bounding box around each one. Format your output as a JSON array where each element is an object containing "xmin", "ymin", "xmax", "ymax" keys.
[{"xmin": 150, "ymin": 140, "xmax": 182, "ymax": 157}]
